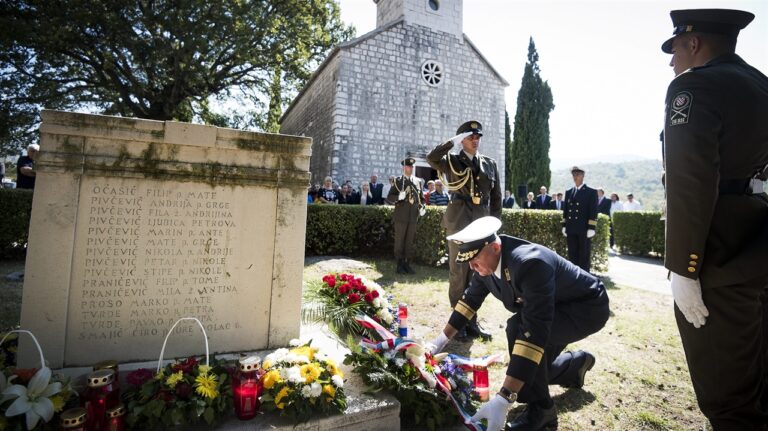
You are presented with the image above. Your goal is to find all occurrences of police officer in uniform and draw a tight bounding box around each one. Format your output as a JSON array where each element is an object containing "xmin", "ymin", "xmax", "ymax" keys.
[
  {"xmin": 427, "ymin": 120, "xmax": 502, "ymax": 340},
  {"xmin": 429, "ymin": 217, "xmax": 609, "ymax": 431},
  {"xmin": 388, "ymin": 157, "xmax": 425, "ymax": 274},
  {"xmin": 562, "ymin": 167, "xmax": 598, "ymax": 272},
  {"xmin": 661, "ymin": 9, "xmax": 768, "ymax": 430}
]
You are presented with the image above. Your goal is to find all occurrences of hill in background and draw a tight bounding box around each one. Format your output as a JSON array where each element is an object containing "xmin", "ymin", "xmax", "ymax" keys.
[{"xmin": 548, "ymin": 159, "xmax": 665, "ymax": 211}]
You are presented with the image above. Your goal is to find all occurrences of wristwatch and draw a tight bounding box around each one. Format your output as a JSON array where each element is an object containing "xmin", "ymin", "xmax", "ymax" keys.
[{"xmin": 498, "ymin": 386, "xmax": 517, "ymax": 403}]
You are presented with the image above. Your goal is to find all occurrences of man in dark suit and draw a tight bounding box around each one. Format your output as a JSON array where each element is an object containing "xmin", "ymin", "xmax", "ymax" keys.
[
  {"xmin": 503, "ymin": 190, "xmax": 516, "ymax": 209},
  {"xmin": 369, "ymin": 174, "xmax": 384, "ymax": 205},
  {"xmin": 388, "ymin": 157, "xmax": 425, "ymax": 274},
  {"xmin": 536, "ymin": 186, "xmax": 551, "ymax": 209},
  {"xmin": 661, "ymin": 9, "xmax": 768, "ymax": 429},
  {"xmin": 596, "ymin": 188, "xmax": 611, "ymax": 216},
  {"xmin": 429, "ymin": 217, "xmax": 609, "ymax": 430},
  {"xmin": 427, "ymin": 120, "xmax": 502, "ymax": 341},
  {"xmin": 549, "ymin": 193, "xmax": 564, "ymax": 211},
  {"xmin": 562, "ymin": 167, "xmax": 598, "ymax": 272}
]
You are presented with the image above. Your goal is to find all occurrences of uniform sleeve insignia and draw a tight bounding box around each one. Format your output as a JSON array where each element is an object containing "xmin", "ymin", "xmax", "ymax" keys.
[{"xmin": 669, "ymin": 91, "xmax": 693, "ymax": 126}]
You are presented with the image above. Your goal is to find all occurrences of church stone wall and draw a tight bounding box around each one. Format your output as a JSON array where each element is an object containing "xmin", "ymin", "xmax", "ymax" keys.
[
  {"xmin": 331, "ymin": 23, "xmax": 506, "ymax": 188},
  {"xmin": 279, "ymin": 55, "xmax": 340, "ymax": 185}
]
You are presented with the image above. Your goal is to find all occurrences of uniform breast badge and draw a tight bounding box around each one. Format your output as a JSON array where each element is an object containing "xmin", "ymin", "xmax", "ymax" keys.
[{"xmin": 472, "ymin": 195, "xmax": 480, "ymax": 205}]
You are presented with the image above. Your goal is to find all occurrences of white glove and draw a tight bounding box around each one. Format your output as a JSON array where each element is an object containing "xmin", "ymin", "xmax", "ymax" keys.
[
  {"xmin": 562, "ymin": 227, "xmax": 567, "ymax": 237},
  {"xmin": 449, "ymin": 131, "xmax": 473, "ymax": 146},
  {"xmin": 398, "ymin": 191, "xmax": 406, "ymax": 201},
  {"xmin": 419, "ymin": 207, "xmax": 426, "ymax": 216},
  {"xmin": 670, "ymin": 273, "xmax": 709, "ymax": 328},
  {"xmin": 587, "ymin": 229, "xmax": 595, "ymax": 238},
  {"xmin": 427, "ymin": 332, "xmax": 449, "ymax": 355},
  {"xmin": 469, "ymin": 394, "xmax": 513, "ymax": 431}
]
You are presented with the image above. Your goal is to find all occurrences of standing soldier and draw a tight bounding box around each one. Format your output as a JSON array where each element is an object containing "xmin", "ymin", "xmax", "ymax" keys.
[
  {"xmin": 562, "ymin": 167, "xmax": 598, "ymax": 272},
  {"xmin": 388, "ymin": 157, "xmax": 425, "ymax": 275},
  {"xmin": 427, "ymin": 120, "xmax": 501, "ymax": 340},
  {"xmin": 661, "ymin": 9, "xmax": 768, "ymax": 430}
]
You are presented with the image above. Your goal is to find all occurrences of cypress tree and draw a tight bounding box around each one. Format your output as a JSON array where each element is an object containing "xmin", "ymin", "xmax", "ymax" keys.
[
  {"xmin": 504, "ymin": 110, "xmax": 512, "ymax": 192},
  {"xmin": 509, "ymin": 37, "xmax": 555, "ymax": 199}
]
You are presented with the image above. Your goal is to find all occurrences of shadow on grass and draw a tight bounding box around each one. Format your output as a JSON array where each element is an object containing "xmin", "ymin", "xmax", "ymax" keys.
[
  {"xmin": 553, "ymin": 389, "xmax": 598, "ymax": 413},
  {"xmin": 368, "ymin": 259, "xmax": 448, "ymax": 288}
]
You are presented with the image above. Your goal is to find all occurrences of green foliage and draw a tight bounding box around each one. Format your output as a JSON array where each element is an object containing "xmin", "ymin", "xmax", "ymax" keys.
[
  {"xmin": 123, "ymin": 356, "xmax": 233, "ymax": 430},
  {"xmin": 549, "ymin": 160, "xmax": 665, "ymax": 211},
  {"xmin": 0, "ymin": 0, "xmax": 355, "ymax": 155},
  {"xmin": 612, "ymin": 211, "xmax": 665, "ymax": 257},
  {"xmin": 504, "ymin": 109, "xmax": 512, "ymax": 192},
  {"xmin": 509, "ymin": 37, "xmax": 555, "ymax": 195},
  {"xmin": 306, "ymin": 205, "xmax": 610, "ymax": 273},
  {"xmin": 0, "ymin": 189, "xmax": 32, "ymax": 258}
]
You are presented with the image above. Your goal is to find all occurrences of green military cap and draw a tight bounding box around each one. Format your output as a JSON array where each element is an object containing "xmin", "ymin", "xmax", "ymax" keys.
[
  {"xmin": 661, "ymin": 9, "xmax": 755, "ymax": 53},
  {"xmin": 456, "ymin": 120, "xmax": 483, "ymax": 137},
  {"xmin": 446, "ymin": 216, "xmax": 501, "ymax": 262},
  {"xmin": 401, "ymin": 157, "xmax": 416, "ymax": 166}
]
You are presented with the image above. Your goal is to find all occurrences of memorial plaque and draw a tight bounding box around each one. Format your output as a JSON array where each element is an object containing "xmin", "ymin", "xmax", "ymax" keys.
[{"xmin": 20, "ymin": 110, "xmax": 310, "ymax": 367}]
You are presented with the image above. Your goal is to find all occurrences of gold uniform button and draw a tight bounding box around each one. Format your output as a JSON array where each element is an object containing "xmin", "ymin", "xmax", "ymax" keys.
[
  {"xmin": 689, "ymin": 261, "xmax": 697, "ymax": 266},
  {"xmin": 690, "ymin": 254, "xmax": 698, "ymax": 260},
  {"xmin": 687, "ymin": 267, "xmax": 696, "ymax": 273}
]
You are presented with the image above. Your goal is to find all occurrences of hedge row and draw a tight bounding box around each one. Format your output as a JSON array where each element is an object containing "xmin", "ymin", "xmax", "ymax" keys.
[
  {"xmin": 0, "ymin": 189, "xmax": 33, "ymax": 258},
  {"xmin": 612, "ymin": 211, "xmax": 665, "ymax": 257},
  {"xmin": 306, "ymin": 205, "xmax": 610, "ymax": 272}
]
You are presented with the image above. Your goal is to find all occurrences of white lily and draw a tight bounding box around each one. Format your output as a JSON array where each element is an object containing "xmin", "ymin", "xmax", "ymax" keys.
[{"xmin": 2, "ymin": 367, "xmax": 62, "ymax": 430}]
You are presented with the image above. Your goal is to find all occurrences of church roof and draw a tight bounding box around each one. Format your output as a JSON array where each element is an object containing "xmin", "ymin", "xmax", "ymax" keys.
[{"xmin": 281, "ymin": 18, "xmax": 508, "ymax": 123}]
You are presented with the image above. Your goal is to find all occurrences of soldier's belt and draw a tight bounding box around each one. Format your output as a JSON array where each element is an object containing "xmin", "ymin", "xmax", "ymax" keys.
[
  {"xmin": 719, "ymin": 178, "xmax": 766, "ymax": 195},
  {"xmin": 450, "ymin": 194, "xmax": 489, "ymax": 206}
]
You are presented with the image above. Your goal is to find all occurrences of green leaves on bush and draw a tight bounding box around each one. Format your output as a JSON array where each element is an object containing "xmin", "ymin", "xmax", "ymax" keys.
[
  {"xmin": 612, "ymin": 211, "xmax": 665, "ymax": 257},
  {"xmin": 0, "ymin": 189, "xmax": 33, "ymax": 258}
]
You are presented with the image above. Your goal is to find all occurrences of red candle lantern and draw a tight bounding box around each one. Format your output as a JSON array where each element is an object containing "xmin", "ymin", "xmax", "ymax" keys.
[
  {"xmin": 92, "ymin": 360, "xmax": 119, "ymax": 390},
  {"xmin": 59, "ymin": 407, "xmax": 87, "ymax": 431},
  {"xmin": 84, "ymin": 369, "xmax": 119, "ymax": 431},
  {"xmin": 105, "ymin": 404, "xmax": 126, "ymax": 431},
  {"xmin": 232, "ymin": 356, "xmax": 262, "ymax": 420},
  {"xmin": 473, "ymin": 365, "xmax": 490, "ymax": 401}
]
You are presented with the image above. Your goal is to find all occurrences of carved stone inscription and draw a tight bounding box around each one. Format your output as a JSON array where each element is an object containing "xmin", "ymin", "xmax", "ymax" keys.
[{"xmin": 65, "ymin": 178, "xmax": 274, "ymax": 364}]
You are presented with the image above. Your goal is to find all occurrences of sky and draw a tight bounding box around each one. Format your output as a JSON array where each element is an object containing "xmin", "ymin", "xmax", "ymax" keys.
[{"xmin": 336, "ymin": 0, "xmax": 768, "ymax": 168}]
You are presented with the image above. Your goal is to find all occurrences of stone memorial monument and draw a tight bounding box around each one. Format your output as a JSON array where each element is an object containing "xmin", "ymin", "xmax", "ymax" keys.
[{"xmin": 19, "ymin": 110, "xmax": 311, "ymax": 368}]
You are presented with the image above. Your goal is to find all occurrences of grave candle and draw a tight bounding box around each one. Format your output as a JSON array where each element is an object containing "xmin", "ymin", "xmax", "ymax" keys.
[
  {"xmin": 473, "ymin": 365, "xmax": 490, "ymax": 401},
  {"xmin": 59, "ymin": 407, "xmax": 87, "ymax": 431},
  {"xmin": 84, "ymin": 369, "xmax": 119, "ymax": 431},
  {"xmin": 398, "ymin": 303, "xmax": 408, "ymax": 337},
  {"xmin": 92, "ymin": 360, "xmax": 119, "ymax": 390},
  {"xmin": 233, "ymin": 356, "xmax": 262, "ymax": 420},
  {"xmin": 105, "ymin": 404, "xmax": 126, "ymax": 431}
]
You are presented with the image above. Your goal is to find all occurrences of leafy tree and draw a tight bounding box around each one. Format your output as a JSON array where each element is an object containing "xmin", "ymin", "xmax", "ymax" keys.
[
  {"xmin": 0, "ymin": 0, "xmax": 354, "ymax": 156},
  {"xmin": 509, "ymin": 37, "xmax": 554, "ymax": 197}
]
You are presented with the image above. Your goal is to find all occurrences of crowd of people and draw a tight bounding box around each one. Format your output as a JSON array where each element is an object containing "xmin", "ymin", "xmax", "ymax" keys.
[
  {"xmin": 306, "ymin": 174, "xmax": 452, "ymax": 206},
  {"xmin": 514, "ymin": 186, "xmax": 642, "ymax": 214}
]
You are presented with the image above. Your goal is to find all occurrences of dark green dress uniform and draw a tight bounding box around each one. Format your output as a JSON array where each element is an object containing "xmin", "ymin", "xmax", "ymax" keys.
[
  {"xmin": 387, "ymin": 157, "xmax": 425, "ymax": 274},
  {"xmin": 661, "ymin": 9, "xmax": 768, "ymax": 430},
  {"xmin": 426, "ymin": 121, "xmax": 502, "ymax": 309},
  {"xmin": 448, "ymin": 234, "xmax": 609, "ymax": 411},
  {"xmin": 562, "ymin": 174, "xmax": 598, "ymax": 272}
]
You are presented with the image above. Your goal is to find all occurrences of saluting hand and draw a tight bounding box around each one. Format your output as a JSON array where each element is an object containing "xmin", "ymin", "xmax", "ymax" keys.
[
  {"xmin": 670, "ymin": 273, "xmax": 709, "ymax": 328},
  {"xmin": 449, "ymin": 131, "xmax": 473, "ymax": 146}
]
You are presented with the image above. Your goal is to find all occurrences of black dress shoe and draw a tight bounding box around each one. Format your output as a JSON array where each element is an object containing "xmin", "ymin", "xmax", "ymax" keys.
[
  {"xmin": 465, "ymin": 320, "xmax": 492, "ymax": 341},
  {"xmin": 396, "ymin": 259, "xmax": 406, "ymax": 274},
  {"xmin": 561, "ymin": 351, "xmax": 595, "ymax": 389},
  {"xmin": 403, "ymin": 260, "xmax": 416, "ymax": 274},
  {"xmin": 455, "ymin": 328, "xmax": 471, "ymax": 342},
  {"xmin": 506, "ymin": 403, "xmax": 558, "ymax": 431}
]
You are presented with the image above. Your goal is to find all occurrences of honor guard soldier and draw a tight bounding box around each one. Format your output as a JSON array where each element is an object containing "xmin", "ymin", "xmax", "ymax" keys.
[
  {"xmin": 427, "ymin": 120, "xmax": 502, "ymax": 340},
  {"xmin": 562, "ymin": 167, "xmax": 598, "ymax": 272},
  {"xmin": 429, "ymin": 217, "xmax": 609, "ymax": 431},
  {"xmin": 388, "ymin": 157, "xmax": 426, "ymax": 274},
  {"xmin": 661, "ymin": 9, "xmax": 768, "ymax": 430}
]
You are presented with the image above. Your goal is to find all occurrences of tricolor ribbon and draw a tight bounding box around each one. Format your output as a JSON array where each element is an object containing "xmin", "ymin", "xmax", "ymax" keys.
[
  {"xmin": 353, "ymin": 314, "xmax": 489, "ymax": 431},
  {"xmin": 447, "ymin": 353, "xmax": 505, "ymax": 369}
]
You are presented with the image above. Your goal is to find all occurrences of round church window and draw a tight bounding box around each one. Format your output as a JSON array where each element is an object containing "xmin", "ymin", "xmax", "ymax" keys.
[
  {"xmin": 428, "ymin": 0, "xmax": 439, "ymax": 11},
  {"xmin": 421, "ymin": 60, "xmax": 443, "ymax": 87}
]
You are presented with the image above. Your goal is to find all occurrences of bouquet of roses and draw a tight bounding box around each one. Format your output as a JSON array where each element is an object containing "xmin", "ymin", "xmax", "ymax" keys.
[
  {"xmin": 302, "ymin": 273, "xmax": 398, "ymax": 339},
  {"xmin": 259, "ymin": 340, "xmax": 346, "ymax": 423},
  {"xmin": 123, "ymin": 356, "xmax": 233, "ymax": 429}
]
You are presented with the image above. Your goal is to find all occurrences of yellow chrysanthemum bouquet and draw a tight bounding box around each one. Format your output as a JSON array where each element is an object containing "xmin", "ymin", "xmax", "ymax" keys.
[{"xmin": 259, "ymin": 340, "xmax": 346, "ymax": 422}]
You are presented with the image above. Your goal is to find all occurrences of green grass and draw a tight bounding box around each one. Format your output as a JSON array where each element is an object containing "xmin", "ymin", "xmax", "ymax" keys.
[{"xmin": 304, "ymin": 257, "xmax": 711, "ymax": 431}]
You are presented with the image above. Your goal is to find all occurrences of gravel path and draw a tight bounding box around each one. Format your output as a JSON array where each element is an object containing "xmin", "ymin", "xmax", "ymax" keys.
[{"xmin": 605, "ymin": 250, "xmax": 670, "ymax": 295}]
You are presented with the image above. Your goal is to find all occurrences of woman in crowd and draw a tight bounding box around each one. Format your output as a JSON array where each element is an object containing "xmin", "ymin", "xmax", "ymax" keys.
[
  {"xmin": 609, "ymin": 193, "xmax": 623, "ymax": 216},
  {"xmin": 338, "ymin": 183, "xmax": 354, "ymax": 204},
  {"xmin": 358, "ymin": 182, "xmax": 374, "ymax": 205},
  {"xmin": 522, "ymin": 192, "xmax": 536, "ymax": 209},
  {"xmin": 317, "ymin": 176, "xmax": 338, "ymax": 204}
]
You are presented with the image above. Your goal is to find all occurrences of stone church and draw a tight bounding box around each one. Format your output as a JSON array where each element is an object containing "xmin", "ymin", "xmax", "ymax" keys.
[{"xmin": 280, "ymin": 0, "xmax": 508, "ymax": 187}]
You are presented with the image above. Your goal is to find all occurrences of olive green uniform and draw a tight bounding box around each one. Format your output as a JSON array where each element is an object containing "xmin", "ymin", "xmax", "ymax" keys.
[
  {"xmin": 388, "ymin": 175, "xmax": 425, "ymax": 261},
  {"xmin": 427, "ymin": 142, "xmax": 501, "ymax": 307},
  {"xmin": 663, "ymin": 53, "xmax": 768, "ymax": 429}
]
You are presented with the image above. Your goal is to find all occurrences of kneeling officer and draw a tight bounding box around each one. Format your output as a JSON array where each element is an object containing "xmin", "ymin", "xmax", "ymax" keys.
[{"xmin": 429, "ymin": 217, "xmax": 610, "ymax": 430}]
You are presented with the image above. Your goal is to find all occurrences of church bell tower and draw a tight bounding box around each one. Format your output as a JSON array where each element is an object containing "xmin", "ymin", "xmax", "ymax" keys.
[{"xmin": 373, "ymin": 0, "xmax": 464, "ymax": 40}]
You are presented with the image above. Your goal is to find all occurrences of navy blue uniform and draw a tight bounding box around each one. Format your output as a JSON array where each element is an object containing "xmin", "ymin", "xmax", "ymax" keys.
[
  {"xmin": 448, "ymin": 235, "xmax": 609, "ymax": 405},
  {"xmin": 562, "ymin": 185, "xmax": 598, "ymax": 272}
]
